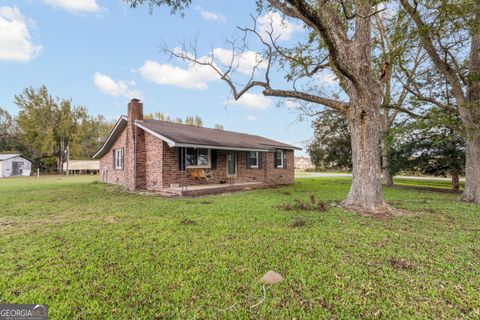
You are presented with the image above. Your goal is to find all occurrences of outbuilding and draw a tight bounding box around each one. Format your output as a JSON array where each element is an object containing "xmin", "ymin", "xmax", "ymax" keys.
[
  {"xmin": 0, "ymin": 154, "xmax": 32, "ymax": 178},
  {"xmin": 63, "ymin": 160, "xmax": 100, "ymax": 174}
]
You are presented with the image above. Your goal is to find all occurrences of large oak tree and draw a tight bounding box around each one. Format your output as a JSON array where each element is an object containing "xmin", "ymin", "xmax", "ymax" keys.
[{"xmin": 126, "ymin": 0, "xmax": 406, "ymax": 214}]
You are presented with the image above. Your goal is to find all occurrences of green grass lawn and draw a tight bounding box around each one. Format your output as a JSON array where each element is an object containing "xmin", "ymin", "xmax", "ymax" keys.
[{"xmin": 0, "ymin": 176, "xmax": 478, "ymax": 319}]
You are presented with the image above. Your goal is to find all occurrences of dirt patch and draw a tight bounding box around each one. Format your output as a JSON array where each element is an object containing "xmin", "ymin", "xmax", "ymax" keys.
[
  {"xmin": 388, "ymin": 257, "xmax": 415, "ymax": 270},
  {"xmin": 103, "ymin": 216, "xmax": 122, "ymax": 224},
  {"xmin": 0, "ymin": 220, "xmax": 16, "ymax": 230},
  {"xmin": 289, "ymin": 217, "xmax": 307, "ymax": 228},
  {"xmin": 180, "ymin": 218, "xmax": 196, "ymax": 225}
]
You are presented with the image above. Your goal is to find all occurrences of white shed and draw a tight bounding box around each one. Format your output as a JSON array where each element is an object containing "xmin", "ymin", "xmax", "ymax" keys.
[
  {"xmin": 0, "ymin": 154, "xmax": 32, "ymax": 178},
  {"xmin": 63, "ymin": 160, "xmax": 99, "ymax": 173}
]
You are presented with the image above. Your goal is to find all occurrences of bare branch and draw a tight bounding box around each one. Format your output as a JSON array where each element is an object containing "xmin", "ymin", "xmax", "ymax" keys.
[
  {"xmin": 268, "ymin": 0, "xmax": 358, "ymax": 84},
  {"xmin": 400, "ymin": 0, "xmax": 466, "ymax": 103},
  {"xmin": 384, "ymin": 103, "xmax": 427, "ymax": 119},
  {"xmin": 338, "ymin": 0, "xmax": 386, "ymax": 20}
]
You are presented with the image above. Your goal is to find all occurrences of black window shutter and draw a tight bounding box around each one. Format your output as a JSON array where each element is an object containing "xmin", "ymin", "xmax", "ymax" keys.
[
  {"xmin": 211, "ymin": 149, "xmax": 217, "ymax": 170},
  {"xmin": 178, "ymin": 147, "xmax": 186, "ymax": 171},
  {"xmin": 258, "ymin": 152, "xmax": 263, "ymax": 169},
  {"xmin": 112, "ymin": 149, "xmax": 115, "ymax": 168},
  {"xmin": 246, "ymin": 151, "xmax": 251, "ymax": 169},
  {"xmin": 283, "ymin": 150, "xmax": 287, "ymax": 169},
  {"xmin": 274, "ymin": 150, "xmax": 278, "ymax": 168}
]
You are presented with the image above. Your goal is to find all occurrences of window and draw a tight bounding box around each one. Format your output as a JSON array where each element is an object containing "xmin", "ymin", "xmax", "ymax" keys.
[
  {"xmin": 275, "ymin": 150, "xmax": 284, "ymax": 168},
  {"xmin": 114, "ymin": 148, "xmax": 124, "ymax": 169},
  {"xmin": 197, "ymin": 148, "xmax": 209, "ymax": 166},
  {"xmin": 186, "ymin": 148, "xmax": 210, "ymax": 167},
  {"xmin": 248, "ymin": 151, "xmax": 259, "ymax": 168},
  {"xmin": 186, "ymin": 148, "xmax": 196, "ymax": 166}
]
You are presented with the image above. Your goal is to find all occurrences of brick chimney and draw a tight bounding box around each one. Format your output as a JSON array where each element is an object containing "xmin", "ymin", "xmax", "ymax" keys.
[
  {"xmin": 125, "ymin": 98, "xmax": 146, "ymax": 190},
  {"xmin": 128, "ymin": 98, "xmax": 143, "ymax": 122}
]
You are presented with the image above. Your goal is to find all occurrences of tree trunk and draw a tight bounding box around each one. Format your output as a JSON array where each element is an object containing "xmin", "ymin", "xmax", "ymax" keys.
[
  {"xmin": 451, "ymin": 171, "xmax": 460, "ymax": 192},
  {"xmin": 380, "ymin": 135, "xmax": 393, "ymax": 187},
  {"xmin": 383, "ymin": 163, "xmax": 393, "ymax": 187},
  {"xmin": 461, "ymin": 30, "xmax": 480, "ymax": 203},
  {"xmin": 462, "ymin": 137, "xmax": 480, "ymax": 202},
  {"xmin": 58, "ymin": 139, "xmax": 65, "ymax": 174},
  {"xmin": 342, "ymin": 99, "xmax": 391, "ymax": 214}
]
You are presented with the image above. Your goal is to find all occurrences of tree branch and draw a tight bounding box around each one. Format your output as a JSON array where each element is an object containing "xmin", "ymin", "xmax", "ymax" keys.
[{"xmin": 399, "ymin": 0, "xmax": 466, "ymax": 103}]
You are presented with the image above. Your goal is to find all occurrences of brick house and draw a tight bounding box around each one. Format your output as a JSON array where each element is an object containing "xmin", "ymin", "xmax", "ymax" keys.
[{"xmin": 93, "ymin": 99, "xmax": 301, "ymax": 195}]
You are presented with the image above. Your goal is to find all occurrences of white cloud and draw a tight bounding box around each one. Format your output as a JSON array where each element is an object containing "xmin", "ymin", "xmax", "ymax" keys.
[
  {"xmin": 94, "ymin": 72, "xmax": 142, "ymax": 99},
  {"xmin": 213, "ymin": 48, "xmax": 267, "ymax": 75},
  {"xmin": 316, "ymin": 71, "xmax": 338, "ymax": 86},
  {"xmin": 136, "ymin": 59, "xmax": 219, "ymax": 90},
  {"xmin": 285, "ymin": 100, "xmax": 301, "ymax": 110},
  {"xmin": 136, "ymin": 46, "xmax": 267, "ymax": 90},
  {"xmin": 245, "ymin": 114, "xmax": 257, "ymax": 121},
  {"xmin": 198, "ymin": 8, "xmax": 226, "ymax": 23},
  {"xmin": 44, "ymin": 0, "xmax": 101, "ymax": 13},
  {"xmin": 0, "ymin": 7, "xmax": 42, "ymax": 62},
  {"xmin": 258, "ymin": 11, "xmax": 303, "ymax": 41},
  {"xmin": 228, "ymin": 93, "xmax": 272, "ymax": 110}
]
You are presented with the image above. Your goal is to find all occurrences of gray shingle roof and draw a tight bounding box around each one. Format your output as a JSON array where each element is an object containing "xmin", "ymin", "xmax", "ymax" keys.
[
  {"xmin": 93, "ymin": 116, "xmax": 301, "ymax": 159},
  {"xmin": 137, "ymin": 119, "xmax": 301, "ymax": 151}
]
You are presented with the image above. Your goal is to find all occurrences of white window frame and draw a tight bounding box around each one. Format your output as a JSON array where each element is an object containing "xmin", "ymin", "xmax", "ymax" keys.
[
  {"xmin": 186, "ymin": 148, "xmax": 211, "ymax": 169},
  {"xmin": 114, "ymin": 148, "xmax": 124, "ymax": 170},
  {"xmin": 275, "ymin": 150, "xmax": 284, "ymax": 168},
  {"xmin": 249, "ymin": 151, "xmax": 259, "ymax": 168}
]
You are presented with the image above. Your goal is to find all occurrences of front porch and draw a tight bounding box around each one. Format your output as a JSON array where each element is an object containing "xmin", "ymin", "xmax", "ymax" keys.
[{"xmin": 159, "ymin": 181, "xmax": 266, "ymax": 196}]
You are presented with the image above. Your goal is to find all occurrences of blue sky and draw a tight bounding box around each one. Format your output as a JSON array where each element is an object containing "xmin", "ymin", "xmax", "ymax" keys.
[{"xmin": 0, "ymin": 0, "xmax": 325, "ymax": 153}]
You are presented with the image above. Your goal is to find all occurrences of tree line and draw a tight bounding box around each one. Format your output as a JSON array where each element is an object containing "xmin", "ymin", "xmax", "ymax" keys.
[
  {"xmin": 0, "ymin": 86, "xmax": 113, "ymax": 173},
  {"xmin": 307, "ymin": 108, "xmax": 465, "ymax": 191},
  {"xmin": 144, "ymin": 112, "xmax": 215, "ymax": 128},
  {"xmin": 1, "ymin": 86, "xmax": 212, "ymax": 174},
  {"xmin": 124, "ymin": 0, "xmax": 480, "ymax": 213}
]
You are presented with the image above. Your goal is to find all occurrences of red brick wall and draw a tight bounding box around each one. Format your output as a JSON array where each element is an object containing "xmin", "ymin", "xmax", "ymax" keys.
[
  {"xmin": 99, "ymin": 100, "xmax": 145, "ymax": 190},
  {"xmin": 99, "ymin": 126, "xmax": 130, "ymax": 188},
  {"xmin": 134, "ymin": 126, "xmax": 146, "ymax": 189},
  {"xmin": 100, "ymin": 125, "xmax": 295, "ymax": 190},
  {"xmin": 144, "ymin": 132, "xmax": 164, "ymax": 191},
  {"xmin": 161, "ymin": 147, "xmax": 294, "ymax": 188},
  {"xmin": 265, "ymin": 150, "xmax": 295, "ymax": 185}
]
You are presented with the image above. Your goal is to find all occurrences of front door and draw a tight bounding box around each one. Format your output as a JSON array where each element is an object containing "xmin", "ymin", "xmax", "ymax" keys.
[
  {"xmin": 227, "ymin": 151, "xmax": 236, "ymax": 176},
  {"xmin": 12, "ymin": 161, "xmax": 24, "ymax": 176}
]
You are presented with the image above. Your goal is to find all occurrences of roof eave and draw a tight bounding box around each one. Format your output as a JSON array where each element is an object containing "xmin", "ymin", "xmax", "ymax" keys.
[
  {"xmin": 262, "ymin": 145, "xmax": 302, "ymax": 151},
  {"xmin": 135, "ymin": 121, "xmax": 176, "ymax": 147},
  {"xmin": 92, "ymin": 116, "xmax": 128, "ymax": 159}
]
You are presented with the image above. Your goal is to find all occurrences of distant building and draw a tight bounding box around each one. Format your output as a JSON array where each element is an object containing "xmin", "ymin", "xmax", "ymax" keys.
[
  {"xmin": 295, "ymin": 157, "xmax": 315, "ymax": 170},
  {"xmin": 63, "ymin": 160, "xmax": 100, "ymax": 174},
  {"xmin": 0, "ymin": 154, "xmax": 32, "ymax": 178}
]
